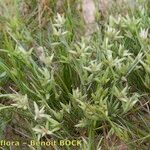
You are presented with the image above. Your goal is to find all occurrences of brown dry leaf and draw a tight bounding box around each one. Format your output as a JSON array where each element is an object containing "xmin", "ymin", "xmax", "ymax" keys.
[
  {"xmin": 99, "ymin": 0, "xmax": 109, "ymax": 17},
  {"xmin": 56, "ymin": 0, "xmax": 65, "ymax": 14},
  {"xmin": 82, "ymin": 0, "xmax": 96, "ymax": 24},
  {"xmin": 82, "ymin": 0, "xmax": 97, "ymax": 36},
  {"xmin": 82, "ymin": 0, "xmax": 110, "ymax": 36}
]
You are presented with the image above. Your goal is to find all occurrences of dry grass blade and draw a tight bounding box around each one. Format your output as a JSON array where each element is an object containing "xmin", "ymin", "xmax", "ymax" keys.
[{"xmin": 37, "ymin": 0, "xmax": 51, "ymax": 28}]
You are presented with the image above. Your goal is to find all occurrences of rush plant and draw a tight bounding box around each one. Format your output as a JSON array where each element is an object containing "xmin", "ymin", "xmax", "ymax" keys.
[{"xmin": 0, "ymin": 0, "xmax": 150, "ymax": 149}]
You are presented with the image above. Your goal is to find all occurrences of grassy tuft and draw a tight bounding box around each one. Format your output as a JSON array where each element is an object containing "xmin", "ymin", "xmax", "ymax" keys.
[{"xmin": 0, "ymin": 0, "xmax": 150, "ymax": 149}]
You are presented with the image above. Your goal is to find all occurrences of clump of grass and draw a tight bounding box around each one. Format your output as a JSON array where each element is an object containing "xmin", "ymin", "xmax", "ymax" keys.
[{"xmin": 0, "ymin": 0, "xmax": 150, "ymax": 149}]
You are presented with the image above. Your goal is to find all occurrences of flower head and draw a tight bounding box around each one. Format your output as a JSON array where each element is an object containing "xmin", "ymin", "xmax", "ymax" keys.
[
  {"xmin": 11, "ymin": 93, "xmax": 29, "ymax": 110},
  {"xmin": 139, "ymin": 28, "xmax": 149, "ymax": 40},
  {"xmin": 34, "ymin": 102, "xmax": 50, "ymax": 120}
]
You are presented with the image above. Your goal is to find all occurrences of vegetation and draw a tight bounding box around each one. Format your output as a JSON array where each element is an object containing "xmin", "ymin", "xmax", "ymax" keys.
[{"xmin": 0, "ymin": 0, "xmax": 150, "ymax": 149}]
